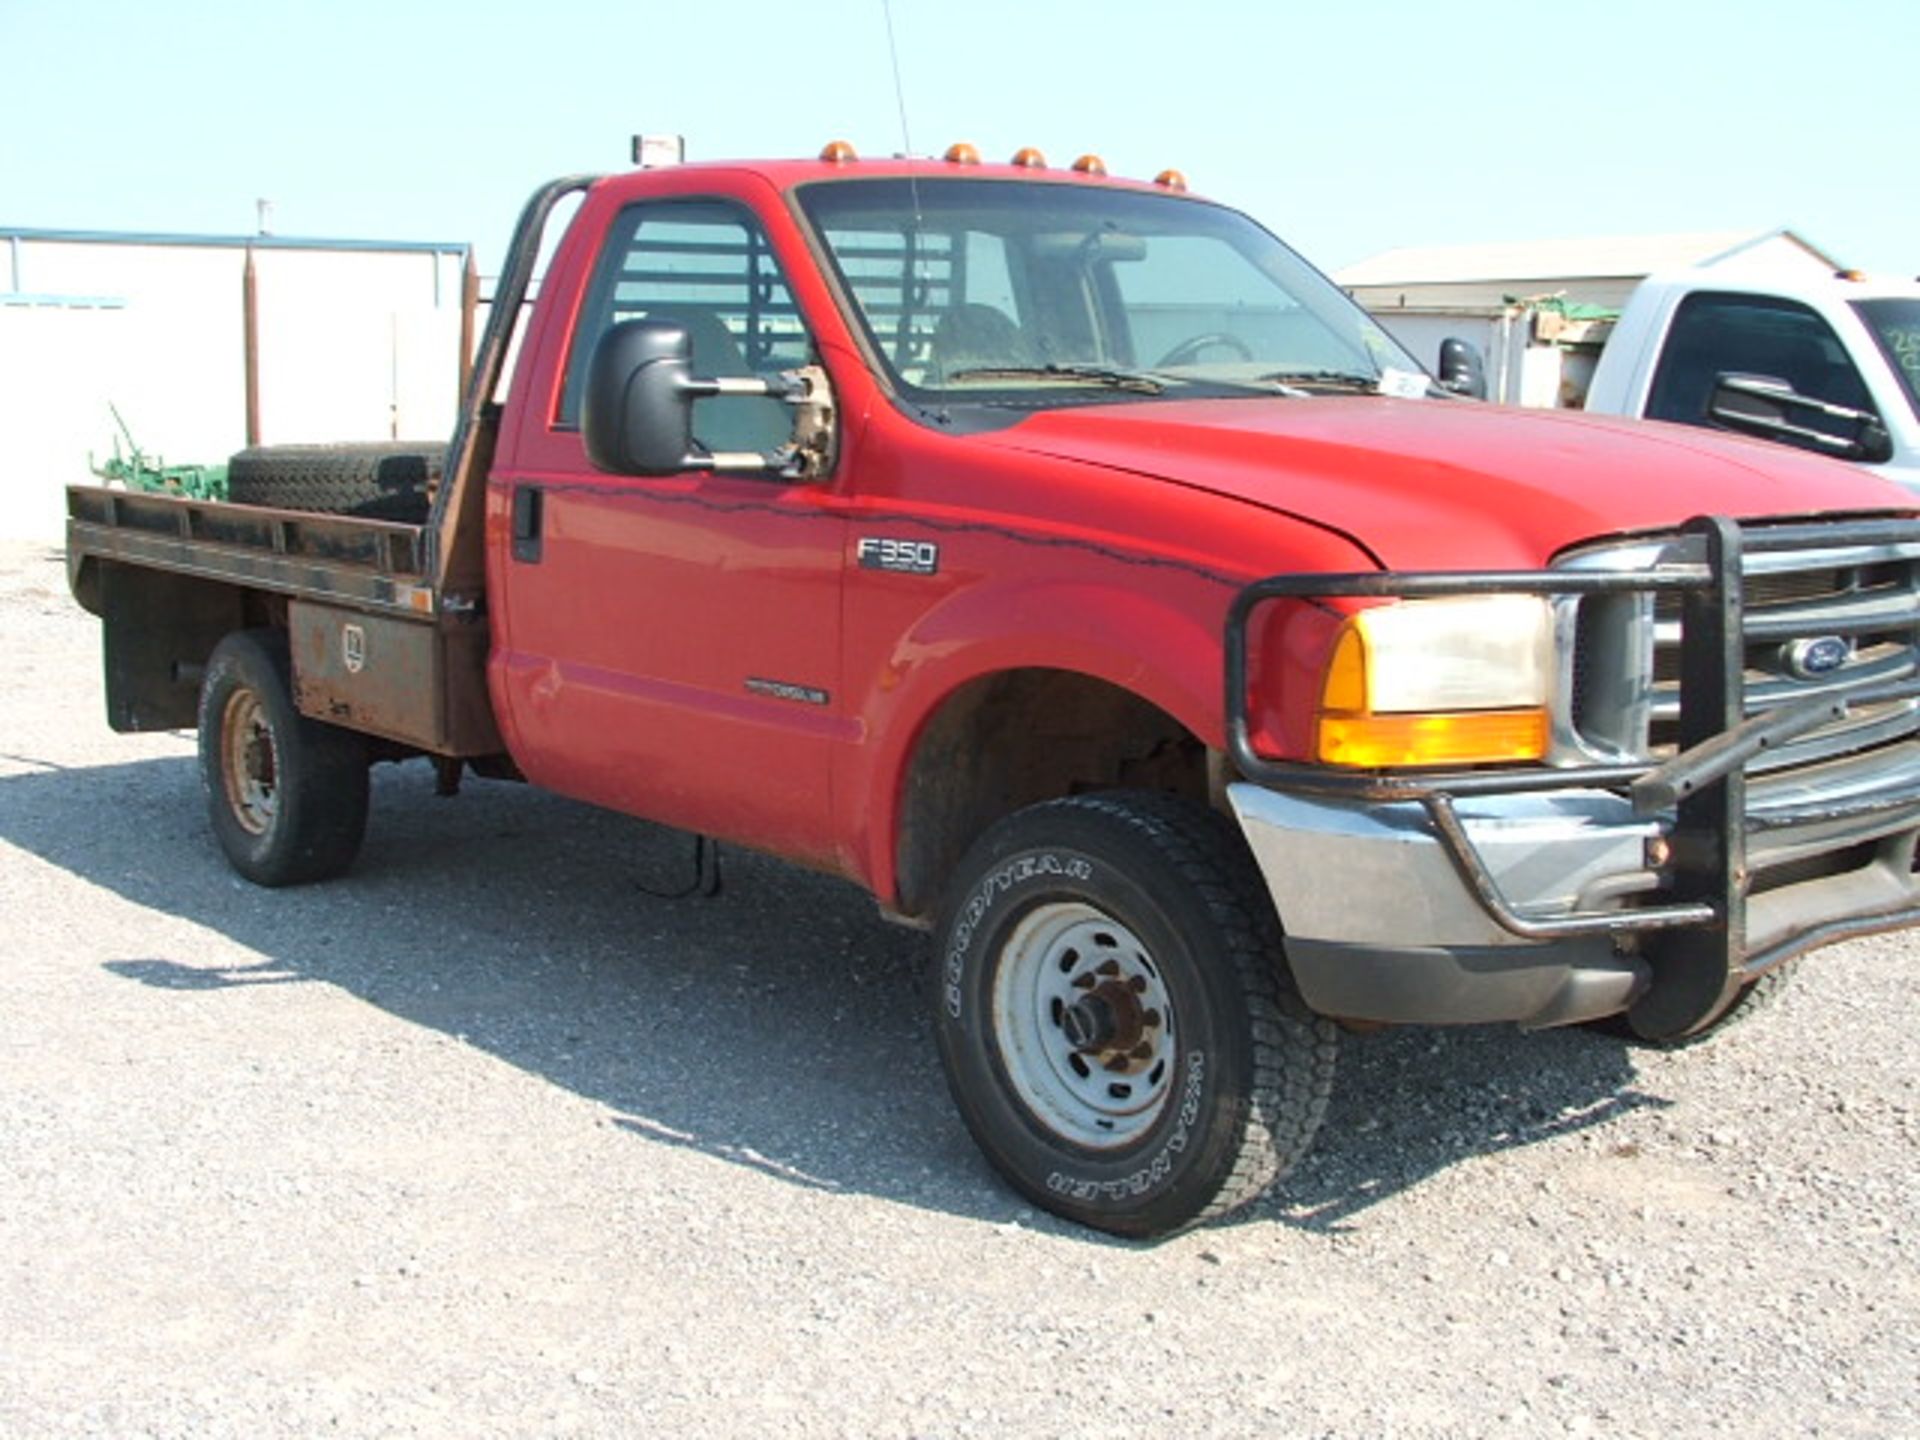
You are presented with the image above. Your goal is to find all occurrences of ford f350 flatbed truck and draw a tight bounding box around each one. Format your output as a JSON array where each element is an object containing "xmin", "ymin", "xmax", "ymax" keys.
[{"xmin": 67, "ymin": 146, "xmax": 1920, "ymax": 1238}]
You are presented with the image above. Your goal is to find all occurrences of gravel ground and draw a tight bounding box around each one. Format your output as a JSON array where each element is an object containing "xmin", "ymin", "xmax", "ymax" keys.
[{"xmin": 2, "ymin": 538, "xmax": 1916, "ymax": 1438}]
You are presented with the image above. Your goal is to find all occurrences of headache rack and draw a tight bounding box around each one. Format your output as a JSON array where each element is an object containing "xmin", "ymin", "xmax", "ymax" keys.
[{"xmin": 1224, "ymin": 513, "xmax": 1920, "ymax": 1037}]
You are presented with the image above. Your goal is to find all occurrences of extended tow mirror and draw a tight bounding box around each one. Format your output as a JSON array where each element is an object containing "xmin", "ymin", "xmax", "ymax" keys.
[
  {"xmin": 1708, "ymin": 372, "xmax": 1893, "ymax": 464},
  {"xmin": 583, "ymin": 320, "xmax": 700, "ymax": 475},
  {"xmin": 581, "ymin": 319, "xmax": 832, "ymax": 479},
  {"xmin": 1437, "ymin": 337, "xmax": 1487, "ymax": 399}
]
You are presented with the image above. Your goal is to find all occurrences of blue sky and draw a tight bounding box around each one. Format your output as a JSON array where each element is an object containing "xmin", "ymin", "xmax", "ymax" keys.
[{"xmin": 3, "ymin": 0, "xmax": 1910, "ymax": 277}]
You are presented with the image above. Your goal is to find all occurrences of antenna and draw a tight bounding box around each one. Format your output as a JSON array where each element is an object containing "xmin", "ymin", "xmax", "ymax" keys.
[
  {"xmin": 881, "ymin": 0, "xmax": 914, "ymax": 158},
  {"xmin": 880, "ymin": 0, "xmax": 928, "ymax": 359}
]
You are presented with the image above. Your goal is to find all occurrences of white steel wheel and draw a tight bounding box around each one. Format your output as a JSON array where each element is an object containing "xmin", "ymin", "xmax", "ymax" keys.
[{"xmin": 992, "ymin": 901, "xmax": 1176, "ymax": 1148}]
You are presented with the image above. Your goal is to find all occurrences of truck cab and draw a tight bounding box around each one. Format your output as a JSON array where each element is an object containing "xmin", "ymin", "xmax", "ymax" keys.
[{"xmin": 1583, "ymin": 269, "xmax": 1919, "ymax": 485}]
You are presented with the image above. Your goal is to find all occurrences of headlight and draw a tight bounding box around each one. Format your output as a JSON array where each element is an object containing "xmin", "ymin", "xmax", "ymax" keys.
[{"xmin": 1316, "ymin": 595, "xmax": 1553, "ymax": 767}]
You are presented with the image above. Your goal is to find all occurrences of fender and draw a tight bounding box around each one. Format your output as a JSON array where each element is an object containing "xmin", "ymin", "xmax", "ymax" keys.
[
  {"xmin": 838, "ymin": 573, "xmax": 1216, "ymax": 905},
  {"xmin": 836, "ymin": 499, "xmax": 1371, "ymax": 904}
]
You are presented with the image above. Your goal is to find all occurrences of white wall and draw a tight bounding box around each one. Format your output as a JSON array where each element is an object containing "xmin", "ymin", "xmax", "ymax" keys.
[{"xmin": 1, "ymin": 235, "xmax": 468, "ymax": 541}]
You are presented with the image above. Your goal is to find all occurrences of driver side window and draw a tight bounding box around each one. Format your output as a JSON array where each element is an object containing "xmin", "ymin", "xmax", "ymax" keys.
[
  {"xmin": 558, "ymin": 200, "xmax": 812, "ymax": 454},
  {"xmin": 1646, "ymin": 292, "xmax": 1877, "ymax": 454}
]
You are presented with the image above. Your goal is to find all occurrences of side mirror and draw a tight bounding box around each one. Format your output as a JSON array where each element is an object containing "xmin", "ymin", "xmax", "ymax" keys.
[
  {"xmin": 1708, "ymin": 373, "xmax": 1893, "ymax": 464},
  {"xmin": 582, "ymin": 319, "xmax": 703, "ymax": 476},
  {"xmin": 1437, "ymin": 338, "xmax": 1487, "ymax": 399}
]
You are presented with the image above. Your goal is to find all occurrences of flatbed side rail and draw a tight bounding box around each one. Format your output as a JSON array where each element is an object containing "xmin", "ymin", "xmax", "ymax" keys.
[
  {"xmin": 1223, "ymin": 513, "xmax": 1920, "ymax": 980},
  {"xmin": 67, "ymin": 485, "xmax": 436, "ymax": 620}
]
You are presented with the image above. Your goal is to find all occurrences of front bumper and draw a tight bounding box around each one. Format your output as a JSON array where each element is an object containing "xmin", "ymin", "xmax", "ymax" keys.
[{"xmin": 1229, "ymin": 783, "xmax": 1652, "ymax": 1027}]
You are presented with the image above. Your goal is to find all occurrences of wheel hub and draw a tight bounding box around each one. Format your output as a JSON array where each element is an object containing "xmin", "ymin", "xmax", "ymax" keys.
[
  {"xmin": 1062, "ymin": 993, "xmax": 1117, "ymax": 1052},
  {"xmin": 1064, "ymin": 979, "xmax": 1151, "ymax": 1059},
  {"xmin": 243, "ymin": 731, "xmax": 274, "ymax": 782}
]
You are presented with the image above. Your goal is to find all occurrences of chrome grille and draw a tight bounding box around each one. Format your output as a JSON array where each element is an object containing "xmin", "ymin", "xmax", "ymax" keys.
[{"xmin": 1566, "ymin": 534, "xmax": 1920, "ymax": 772}]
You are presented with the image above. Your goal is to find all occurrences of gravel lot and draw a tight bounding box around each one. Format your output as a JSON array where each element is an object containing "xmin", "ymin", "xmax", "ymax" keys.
[{"xmin": 2, "ymin": 538, "xmax": 1916, "ymax": 1438}]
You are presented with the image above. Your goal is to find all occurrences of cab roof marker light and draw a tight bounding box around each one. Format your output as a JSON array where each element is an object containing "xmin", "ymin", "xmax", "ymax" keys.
[
  {"xmin": 944, "ymin": 142, "xmax": 982, "ymax": 165},
  {"xmin": 1010, "ymin": 147, "xmax": 1048, "ymax": 169},
  {"xmin": 819, "ymin": 140, "xmax": 858, "ymax": 163},
  {"xmin": 1154, "ymin": 169, "xmax": 1188, "ymax": 191},
  {"xmin": 1071, "ymin": 154, "xmax": 1107, "ymax": 176}
]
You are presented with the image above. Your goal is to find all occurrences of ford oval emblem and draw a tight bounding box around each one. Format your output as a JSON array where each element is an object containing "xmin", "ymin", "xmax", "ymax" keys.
[{"xmin": 1784, "ymin": 635, "xmax": 1851, "ymax": 679}]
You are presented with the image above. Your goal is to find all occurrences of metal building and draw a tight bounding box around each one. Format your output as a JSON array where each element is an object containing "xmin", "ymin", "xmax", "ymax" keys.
[{"xmin": 1, "ymin": 227, "xmax": 473, "ymax": 541}]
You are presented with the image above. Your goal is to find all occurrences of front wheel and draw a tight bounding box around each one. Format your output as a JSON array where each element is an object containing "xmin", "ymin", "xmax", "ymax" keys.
[
  {"xmin": 198, "ymin": 630, "xmax": 370, "ymax": 886},
  {"xmin": 934, "ymin": 792, "xmax": 1336, "ymax": 1238}
]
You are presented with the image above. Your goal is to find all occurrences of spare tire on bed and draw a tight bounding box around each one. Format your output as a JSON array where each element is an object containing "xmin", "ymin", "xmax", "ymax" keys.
[{"xmin": 226, "ymin": 442, "xmax": 444, "ymax": 522}]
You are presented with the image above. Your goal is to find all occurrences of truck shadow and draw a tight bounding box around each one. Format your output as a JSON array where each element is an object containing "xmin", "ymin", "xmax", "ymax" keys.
[{"xmin": 3, "ymin": 754, "xmax": 1662, "ymax": 1243}]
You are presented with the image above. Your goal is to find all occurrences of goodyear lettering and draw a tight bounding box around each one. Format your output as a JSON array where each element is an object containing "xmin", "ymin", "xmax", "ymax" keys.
[{"xmin": 944, "ymin": 852, "xmax": 1093, "ymax": 1019}]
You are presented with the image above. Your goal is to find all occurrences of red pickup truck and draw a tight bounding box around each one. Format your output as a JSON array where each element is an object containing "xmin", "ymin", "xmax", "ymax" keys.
[{"xmin": 67, "ymin": 147, "xmax": 1920, "ymax": 1238}]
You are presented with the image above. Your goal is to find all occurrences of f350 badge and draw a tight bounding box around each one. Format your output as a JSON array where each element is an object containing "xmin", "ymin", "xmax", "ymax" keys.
[{"xmin": 857, "ymin": 536, "xmax": 940, "ymax": 576}]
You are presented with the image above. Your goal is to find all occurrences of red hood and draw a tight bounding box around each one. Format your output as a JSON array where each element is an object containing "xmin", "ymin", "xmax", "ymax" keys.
[{"xmin": 974, "ymin": 397, "xmax": 1911, "ymax": 569}]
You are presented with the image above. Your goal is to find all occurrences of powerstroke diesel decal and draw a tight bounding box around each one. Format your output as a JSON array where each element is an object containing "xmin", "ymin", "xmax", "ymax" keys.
[
  {"xmin": 856, "ymin": 536, "xmax": 940, "ymax": 576},
  {"xmin": 744, "ymin": 677, "xmax": 830, "ymax": 706}
]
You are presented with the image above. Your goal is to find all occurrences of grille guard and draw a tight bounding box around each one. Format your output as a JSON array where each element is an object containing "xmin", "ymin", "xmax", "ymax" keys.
[{"xmin": 1225, "ymin": 513, "xmax": 1920, "ymax": 1038}]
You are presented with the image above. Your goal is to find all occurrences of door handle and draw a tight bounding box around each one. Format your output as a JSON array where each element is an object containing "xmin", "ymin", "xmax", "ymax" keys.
[{"xmin": 511, "ymin": 485, "xmax": 543, "ymax": 563}]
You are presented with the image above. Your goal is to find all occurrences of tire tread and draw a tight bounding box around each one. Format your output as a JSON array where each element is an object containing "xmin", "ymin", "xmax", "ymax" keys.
[{"xmin": 226, "ymin": 442, "xmax": 442, "ymax": 522}]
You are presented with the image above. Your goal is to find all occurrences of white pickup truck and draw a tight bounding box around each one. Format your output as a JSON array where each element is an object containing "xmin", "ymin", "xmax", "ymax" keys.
[
  {"xmin": 1383, "ymin": 268, "xmax": 1920, "ymax": 488},
  {"xmin": 1584, "ymin": 270, "xmax": 1920, "ymax": 486}
]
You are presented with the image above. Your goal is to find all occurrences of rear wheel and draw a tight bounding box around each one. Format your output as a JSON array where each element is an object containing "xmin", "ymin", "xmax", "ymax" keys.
[
  {"xmin": 934, "ymin": 791, "xmax": 1336, "ymax": 1238},
  {"xmin": 198, "ymin": 630, "xmax": 369, "ymax": 886}
]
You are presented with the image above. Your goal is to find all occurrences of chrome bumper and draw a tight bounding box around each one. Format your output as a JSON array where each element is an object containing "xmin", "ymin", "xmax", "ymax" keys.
[{"xmin": 1228, "ymin": 779, "xmax": 1920, "ymax": 1029}]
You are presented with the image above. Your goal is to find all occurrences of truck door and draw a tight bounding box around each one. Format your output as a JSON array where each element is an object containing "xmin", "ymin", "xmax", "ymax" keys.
[{"xmin": 490, "ymin": 197, "xmax": 849, "ymax": 868}]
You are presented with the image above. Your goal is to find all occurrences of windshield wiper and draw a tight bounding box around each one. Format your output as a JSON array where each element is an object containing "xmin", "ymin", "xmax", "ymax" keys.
[
  {"xmin": 1255, "ymin": 369, "xmax": 1388, "ymax": 393},
  {"xmin": 944, "ymin": 363, "xmax": 1167, "ymax": 394}
]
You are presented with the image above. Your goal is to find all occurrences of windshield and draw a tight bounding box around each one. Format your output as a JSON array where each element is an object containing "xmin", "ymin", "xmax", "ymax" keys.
[
  {"xmin": 794, "ymin": 177, "xmax": 1423, "ymax": 404},
  {"xmin": 1854, "ymin": 298, "xmax": 1920, "ymax": 423}
]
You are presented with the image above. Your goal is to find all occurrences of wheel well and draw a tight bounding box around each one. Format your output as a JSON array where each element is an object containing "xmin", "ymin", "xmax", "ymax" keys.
[{"xmin": 892, "ymin": 669, "xmax": 1209, "ymax": 920}]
